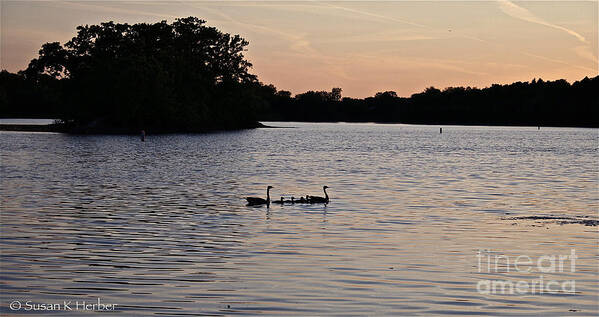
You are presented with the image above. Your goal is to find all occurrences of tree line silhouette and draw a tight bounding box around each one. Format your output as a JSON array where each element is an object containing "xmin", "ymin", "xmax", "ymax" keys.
[
  {"xmin": 258, "ymin": 77, "xmax": 598, "ymax": 127},
  {"xmin": 1, "ymin": 17, "xmax": 597, "ymax": 131}
]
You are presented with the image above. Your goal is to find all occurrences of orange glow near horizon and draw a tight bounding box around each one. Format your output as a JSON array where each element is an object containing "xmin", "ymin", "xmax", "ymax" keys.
[{"xmin": 1, "ymin": 1, "xmax": 597, "ymax": 98}]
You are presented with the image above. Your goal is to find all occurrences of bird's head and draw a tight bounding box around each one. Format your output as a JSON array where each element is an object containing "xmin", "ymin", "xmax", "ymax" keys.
[
  {"xmin": 323, "ymin": 186, "xmax": 329, "ymax": 189},
  {"xmin": 267, "ymin": 186, "xmax": 274, "ymax": 189}
]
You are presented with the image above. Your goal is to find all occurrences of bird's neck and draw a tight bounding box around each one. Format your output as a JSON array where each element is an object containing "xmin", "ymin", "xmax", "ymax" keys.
[
  {"xmin": 324, "ymin": 188, "xmax": 328, "ymax": 199},
  {"xmin": 266, "ymin": 188, "xmax": 271, "ymax": 201}
]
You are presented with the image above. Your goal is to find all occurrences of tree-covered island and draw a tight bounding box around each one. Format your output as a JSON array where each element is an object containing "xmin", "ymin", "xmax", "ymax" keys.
[{"xmin": 1, "ymin": 17, "xmax": 265, "ymax": 133}]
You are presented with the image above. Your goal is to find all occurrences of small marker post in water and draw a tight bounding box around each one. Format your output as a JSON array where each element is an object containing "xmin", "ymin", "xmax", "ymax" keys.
[
  {"xmin": 440, "ymin": 127, "xmax": 442, "ymax": 134},
  {"xmin": 141, "ymin": 130, "xmax": 146, "ymax": 142}
]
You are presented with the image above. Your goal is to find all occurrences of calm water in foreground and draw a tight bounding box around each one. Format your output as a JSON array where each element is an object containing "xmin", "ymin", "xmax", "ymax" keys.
[{"xmin": 1, "ymin": 122, "xmax": 597, "ymax": 316}]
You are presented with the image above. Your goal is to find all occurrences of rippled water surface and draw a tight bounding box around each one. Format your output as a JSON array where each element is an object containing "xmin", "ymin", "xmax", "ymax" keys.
[{"xmin": 1, "ymin": 123, "xmax": 597, "ymax": 316}]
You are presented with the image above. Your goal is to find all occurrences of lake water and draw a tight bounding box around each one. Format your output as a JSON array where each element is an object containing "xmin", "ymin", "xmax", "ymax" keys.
[{"xmin": 1, "ymin": 123, "xmax": 597, "ymax": 316}]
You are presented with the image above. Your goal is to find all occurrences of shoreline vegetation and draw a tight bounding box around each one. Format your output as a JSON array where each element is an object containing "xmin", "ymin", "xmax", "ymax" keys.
[
  {"xmin": 1, "ymin": 17, "xmax": 597, "ymax": 134},
  {"xmin": 0, "ymin": 121, "xmax": 287, "ymax": 133},
  {"xmin": 1, "ymin": 121, "xmax": 597, "ymax": 134}
]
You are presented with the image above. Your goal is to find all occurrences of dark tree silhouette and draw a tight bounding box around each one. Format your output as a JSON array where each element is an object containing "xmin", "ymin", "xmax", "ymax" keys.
[
  {"xmin": 0, "ymin": 70, "xmax": 61, "ymax": 118},
  {"xmin": 19, "ymin": 17, "xmax": 262, "ymax": 133},
  {"xmin": 258, "ymin": 76, "xmax": 598, "ymax": 128}
]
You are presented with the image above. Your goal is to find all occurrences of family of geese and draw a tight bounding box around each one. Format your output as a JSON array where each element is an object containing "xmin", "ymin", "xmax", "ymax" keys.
[{"xmin": 246, "ymin": 186, "xmax": 330, "ymax": 206}]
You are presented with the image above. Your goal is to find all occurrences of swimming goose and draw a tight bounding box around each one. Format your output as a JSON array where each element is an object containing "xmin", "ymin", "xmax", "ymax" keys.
[
  {"xmin": 272, "ymin": 197, "xmax": 285, "ymax": 204},
  {"xmin": 246, "ymin": 186, "xmax": 272, "ymax": 206},
  {"xmin": 308, "ymin": 186, "xmax": 329, "ymax": 204}
]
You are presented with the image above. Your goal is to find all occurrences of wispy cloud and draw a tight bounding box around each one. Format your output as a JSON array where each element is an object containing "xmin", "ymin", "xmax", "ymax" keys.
[
  {"xmin": 55, "ymin": 1, "xmax": 179, "ymax": 19},
  {"xmin": 316, "ymin": 1, "xmax": 428, "ymax": 29},
  {"xmin": 318, "ymin": 31, "xmax": 439, "ymax": 45},
  {"xmin": 498, "ymin": 0, "xmax": 587, "ymax": 44},
  {"xmin": 521, "ymin": 51, "xmax": 596, "ymax": 73},
  {"xmin": 573, "ymin": 45, "xmax": 598, "ymax": 65},
  {"xmin": 185, "ymin": 3, "xmax": 318, "ymax": 57}
]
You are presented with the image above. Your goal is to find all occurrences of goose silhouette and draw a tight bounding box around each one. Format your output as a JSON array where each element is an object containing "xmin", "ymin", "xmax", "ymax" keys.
[
  {"xmin": 272, "ymin": 197, "xmax": 285, "ymax": 204},
  {"xmin": 308, "ymin": 186, "xmax": 329, "ymax": 204},
  {"xmin": 246, "ymin": 186, "xmax": 272, "ymax": 206}
]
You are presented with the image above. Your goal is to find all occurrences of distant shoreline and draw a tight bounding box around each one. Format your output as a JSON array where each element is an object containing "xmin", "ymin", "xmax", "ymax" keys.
[
  {"xmin": 0, "ymin": 121, "xmax": 270, "ymax": 134},
  {"xmin": 1, "ymin": 121, "xmax": 596, "ymax": 134},
  {"xmin": 0, "ymin": 124, "xmax": 66, "ymax": 133},
  {"xmin": 261, "ymin": 121, "xmax": 598, "ymax": 129}
]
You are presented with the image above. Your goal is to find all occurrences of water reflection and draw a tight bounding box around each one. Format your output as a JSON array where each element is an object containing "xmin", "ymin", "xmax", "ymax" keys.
[{"xmin": 1, "ymin": 123, "xmax": 597, "ymax": 315}]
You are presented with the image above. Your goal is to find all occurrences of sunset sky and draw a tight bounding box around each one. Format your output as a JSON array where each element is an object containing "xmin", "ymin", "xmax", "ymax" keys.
[{"xmin": 1, "ymin": 0, "xmax": 597, "ymax": 97}]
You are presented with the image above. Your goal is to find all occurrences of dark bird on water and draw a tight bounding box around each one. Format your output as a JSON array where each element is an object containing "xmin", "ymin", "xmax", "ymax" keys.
[
  {"xmin": 308, "ymin": 186, "xmax": 330, "ymax": 204},
  {"xmin": 246, "ymin": 186, "xmax": 273, "ymax": 206},
  {"xmin": 272, "ymin": 197, "xmax": 285, "ymax": 204}
]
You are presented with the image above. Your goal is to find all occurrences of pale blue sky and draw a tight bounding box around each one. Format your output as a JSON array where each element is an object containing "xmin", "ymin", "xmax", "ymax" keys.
[{"xmin": 1, "ymin": 1, "xmax": 597, "ymax": 97}]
